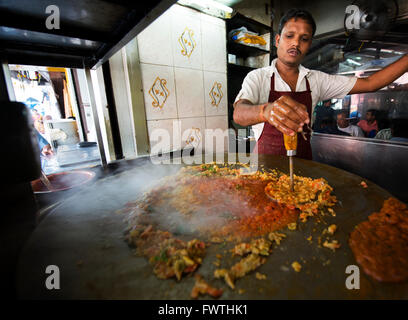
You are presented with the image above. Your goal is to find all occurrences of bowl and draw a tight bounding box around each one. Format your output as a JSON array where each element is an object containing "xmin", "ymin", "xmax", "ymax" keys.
[{"xmin": 31, "ymin": 170, "xmax": 95, "ymax": 193}]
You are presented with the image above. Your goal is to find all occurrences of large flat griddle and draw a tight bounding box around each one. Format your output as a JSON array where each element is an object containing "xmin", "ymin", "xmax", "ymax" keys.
[{"xmin": 16, "ymin": 154, "xmax": 408, "ymax": 299}]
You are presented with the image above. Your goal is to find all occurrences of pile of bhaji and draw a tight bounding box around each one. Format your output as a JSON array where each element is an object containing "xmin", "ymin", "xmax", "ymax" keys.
[{"xmin": 118, "ymin": 163, "xmax": 407, "ymax": 298}]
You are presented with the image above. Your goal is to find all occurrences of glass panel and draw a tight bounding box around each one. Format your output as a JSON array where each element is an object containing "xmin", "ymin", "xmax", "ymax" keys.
[{"xmin": 308, "ymin": 44, "xmax": 408, "ymax": 143}]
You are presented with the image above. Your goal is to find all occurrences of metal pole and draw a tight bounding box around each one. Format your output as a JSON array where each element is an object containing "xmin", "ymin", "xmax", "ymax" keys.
[
  {"xmin": 85, "ymin": 68, "xmax": 107, "ymax": 168},
  {"xmin": 1, "ymin": 61, "xmax": 16, "ymax": 101},
  {"xmin": 289, "ymin": 156, "xmax": 294, "ymax": 192}
]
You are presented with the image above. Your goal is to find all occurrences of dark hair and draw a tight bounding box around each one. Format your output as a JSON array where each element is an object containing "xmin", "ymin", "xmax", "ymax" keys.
[
  {"xmin": 337, "ymin": 110, "xmax": 348, "ymax": 117},
  {"xmin": 278, "ymin": 8, "xmax": 316, "ymax": 36},
  {"xmin": 367, "ymin": 109, "xmax": 377, "ymax": 118}
]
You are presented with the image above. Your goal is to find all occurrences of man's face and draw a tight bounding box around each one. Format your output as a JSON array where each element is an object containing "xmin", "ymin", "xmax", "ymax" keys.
[
  {"xmin": 337, "ymin": 113, "xmax": 349, "ymax": 128},
  {"xmin": 366, "ymin": 111, "xmax": 374, "ymax": 122},
  {"xmin": 275, "ymin": 18, "xmax": 313, "ymax": 66}
]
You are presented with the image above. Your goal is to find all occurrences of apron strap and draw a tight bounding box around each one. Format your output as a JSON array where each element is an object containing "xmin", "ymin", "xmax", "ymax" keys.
[
  {"xmin": 270, "ymin": 73, "xmax": 275, "ymax": 91},
  {"xmin": 305, "ymin": 75, "xmax": 311, "ymax": 92}
]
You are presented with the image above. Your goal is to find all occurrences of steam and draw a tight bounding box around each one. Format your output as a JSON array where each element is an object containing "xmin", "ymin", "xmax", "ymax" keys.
[{"xmin": 46, "ymin": 160, "xmax": 258, "ymax": 240}]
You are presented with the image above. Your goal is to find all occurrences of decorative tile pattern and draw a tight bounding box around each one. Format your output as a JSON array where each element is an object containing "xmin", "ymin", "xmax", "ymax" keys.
[
  {"xmin": 204, "ymin": 71, "xmax": 227, "ymax": 117},
  {"xmin": 178, "ymin": 27, "xmax": 196, "ymax": 58},
  {"xmin": 180, "ymin": 117, "xmax": 206, "ymax": 151},
  {"xmin": 171, "ymin": 5, "xmax": 202, "ymax": 70},
  {"xmin": 140, "ymin": 63, "xmax": 177, "ymax": 120},
  {"xmin": 185, "ymin": 127, "xmax": 201, "ymax": 149},
  {"xmin": 148, "ymin": 77, "xmax": 170, "ymax": 109},
  {"xmin": 209, "ymin": 81, "xmax": 223, "ymax": 107}
]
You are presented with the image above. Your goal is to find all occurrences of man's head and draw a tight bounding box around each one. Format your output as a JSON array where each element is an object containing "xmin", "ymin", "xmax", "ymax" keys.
[
  {"xmin": 366, "ymin": 109, "xmax": 377, "ymax": 123},
  {"xmin": 275, "ymin": 9, "xmax": 316, "ymax": 67},
  {"xmin": 323, "ymin": 100, "xmax": 332, "ymax": 107},
  {"xmin": 337, "ymin": 111, "xmax": 349, "ymax": 128}
]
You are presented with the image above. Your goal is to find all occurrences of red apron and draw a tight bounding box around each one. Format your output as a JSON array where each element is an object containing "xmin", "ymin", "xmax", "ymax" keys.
[{"xmin": 255, "ymin": 73, "xmax": 313, "ymax": 160}]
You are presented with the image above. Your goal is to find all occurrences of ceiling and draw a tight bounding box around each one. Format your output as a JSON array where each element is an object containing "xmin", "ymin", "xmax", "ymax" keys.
[{"xmin": 0, "ymin": 0, "xmax": 177, "ymax": 69}]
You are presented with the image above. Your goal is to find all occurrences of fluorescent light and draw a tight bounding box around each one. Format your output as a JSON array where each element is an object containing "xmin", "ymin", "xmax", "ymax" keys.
[
  {"xmin": 206, "ymin": 0, "xmax": 233, "ymax": 13},
  {"xmin": 347, "ymin": 58, "xmax": 362, "ymax": 66},
  {"xmin": 178, "ymin": 0, "xmax": 233, "ymax": 14}
]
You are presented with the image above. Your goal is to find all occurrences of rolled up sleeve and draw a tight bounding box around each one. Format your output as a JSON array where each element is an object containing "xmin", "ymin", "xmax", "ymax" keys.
[
  {"xmin": 316, "ymin": 71, "xmax": 358, "ymax": 101},
  {"xmin": 234, "ymin": 70, "xmax": 261, "ymax": 105}
]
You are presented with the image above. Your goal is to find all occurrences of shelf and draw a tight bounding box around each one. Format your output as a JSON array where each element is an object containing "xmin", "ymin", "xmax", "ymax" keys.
[
  {"xmin": 227, "ymin": 41, "xmax": 269, "ymax": 57},
  {"xmin": 227, "ymin": 63, "xmax": 256, "ymax": 74},
  {"xmin": 227, "ymin": 12, "xmax": 271, "ymax": 35}
]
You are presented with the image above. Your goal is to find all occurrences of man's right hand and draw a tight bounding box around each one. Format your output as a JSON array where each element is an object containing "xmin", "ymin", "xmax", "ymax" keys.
[{"xmin": 262, "ymin": 95, "xmax": 310, "ymax": 136}]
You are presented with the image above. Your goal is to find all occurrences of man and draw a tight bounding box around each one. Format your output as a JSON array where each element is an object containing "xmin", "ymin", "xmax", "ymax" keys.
[
  {"xmin": 336, "ymin": 111, "xmax": 364, "ymax": 137},
  {"xmin": 357, "ymin": 109, "xmax": 379, "ymax": 137},
  {"xmin": 312, "ymin": 100, "xmax": 334, "ymax": 131},
  {"xmin": 233, "ymin": 8, "xmax": 408, "ymax": 159}
]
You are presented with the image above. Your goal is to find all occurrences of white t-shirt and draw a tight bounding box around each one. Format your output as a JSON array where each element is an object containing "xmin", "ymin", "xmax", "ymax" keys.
[
  {"xmin": 337, "ymin": 125, "xmax": 364, "ymax": 137},
  {"xmin": 234, "ymin": 58, "xmax": 358, "ymax": 140}
]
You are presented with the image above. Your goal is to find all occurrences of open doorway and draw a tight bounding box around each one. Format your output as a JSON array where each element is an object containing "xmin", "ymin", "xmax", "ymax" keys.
[{"xmin": 9, "ymin": 64, "xmax": 101, "ymax": 174}]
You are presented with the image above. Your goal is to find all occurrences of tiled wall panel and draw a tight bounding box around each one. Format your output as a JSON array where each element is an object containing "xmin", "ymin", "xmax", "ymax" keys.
[{"xmin": 137, "ymin": 4, "xmax": 228, "ymax": 154}]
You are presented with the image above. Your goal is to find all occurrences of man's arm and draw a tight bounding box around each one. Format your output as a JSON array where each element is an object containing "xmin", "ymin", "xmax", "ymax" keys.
[
  {"xmin": 233, "ymin": 99, "xmax": 265, "ymax": 127},
  {"xmin": 350, "ymin": 55, "xmax": 408, "ymax": 94},
  {"xmin": 233, "ymin": 96, "xmax": 310, "ymax": 136}
]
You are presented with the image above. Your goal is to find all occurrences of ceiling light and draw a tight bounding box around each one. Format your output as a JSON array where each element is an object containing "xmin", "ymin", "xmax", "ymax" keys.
[
  {"xmin": 178, "ymin": 0, "xmax": 233, "ymax": 18},
  {"xmin": 347, "ymin": 58, "xmax": 362, "ymax": 66}
]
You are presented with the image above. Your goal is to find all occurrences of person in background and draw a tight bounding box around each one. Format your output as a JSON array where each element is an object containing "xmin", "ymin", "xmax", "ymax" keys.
[
  {"xmin": 37, "ymin": 130, "xmax": 53, "ymax": 157},
  {"xmin": 314, "ymin": 117, "xmax": 350, "ymax": 136},
  {"xmin": 348, "ymin": 110, "xmax": 361, "ymax": 125},
  {"xmin": 375, "ymin": 127, "xmax": 392, "ymax": 140},
  {"xmin": 312, "ymin": 99, "xmax": 334, "ymax": 131},
  {"xmin": 336, "ymin": 111, "xmax": 364, "ymax": 137},
  {"xmin": 358, "ymin": 109, "xmax": 379, "ymax": 138}
]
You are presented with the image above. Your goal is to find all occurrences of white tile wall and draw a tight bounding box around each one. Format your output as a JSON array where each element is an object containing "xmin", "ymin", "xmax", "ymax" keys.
[
  {"xmin": 206, "ymin": 115, "xmax": 228, "ymax": 131},
  {"xmin": 137, "ymin": 9, "xmax": 173, "ymax": 66},
  {"xmin": 201, "ymin": 17, "xmax": 226, "ymax": 73},
  {"xmin": 170, "ymin": 5, "xmax": 203, "ymax": 70},
  {"xmin": 137, "ymin": 4, "xmax": 228, "ymax": 155},
  {"xmin": 180, "ymin": 116, "xmax": 206, "ymax": 151},
  {"xmin": 140, "ymin": 63, "xmax": 178, "ymax": 120},
  {"xmin": 203, "ymin": 71, "xmax": 227, "ymax": 117},
  {"xmin": 174, "ymin": 67, "xmax": 205, "ymax": 118},
  {"xmin": 147, "ymin": 119, "xmax": 181, "ymax": 154},
  {"xmin": 205, "ymin": 115, "xmax": 229, "ymax": 153}
]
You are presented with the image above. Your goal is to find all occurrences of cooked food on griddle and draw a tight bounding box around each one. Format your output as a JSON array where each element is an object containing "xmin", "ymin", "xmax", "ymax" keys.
[
  {"xmin": 191, "ymin": 274, "xmax": 223, "ymax": 299},
  {"xmin": 124, "ymin": 163, "xmax": 306, "ymax": 240},
  {"xmin": 215, "ymin": 253, "xmax": 267, "ymax": 289},
  {"xmin": 268, "ymin": 231, "xmax": 286, "ymax": 244},
  {"xmin": 323, "ymin": 239, "xmax": 341, "ymax": 251},
  {"xmin": 265, "ymin": 174, "xmax": 337, "ymax": 222},
  {"xmin": 125, "ymin": 224, "xmax": 205, "ymax": 281},
  {"xmin": 120, "ymin": 163, "xmax": 339, "ymax": 296},
  {"xmin": 291, "ymin": 261, "xmax": 302, "ymax": 272},
  {"xmin": 349, "ymin": 197, "xmax": 408, "ymax": 282},
  {"xmin": 232, "ymin": 238, "xmax": 272, "ymax": 256}
]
